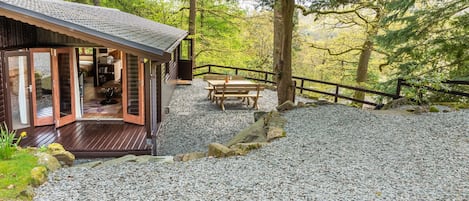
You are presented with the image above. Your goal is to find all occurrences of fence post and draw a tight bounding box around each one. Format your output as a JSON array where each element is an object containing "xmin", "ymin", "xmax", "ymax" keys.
[
  {"xmin": 235, "ymin": 69, "xmax": 238, "ymax": 75},
  {"xmin": 300, "ymin": 79, "xmax": 304, "ymax": 94},
  {"xmin": 208, "ymin": 65, "xmax": 211, "ymax": 74},
  {"xmin": 264, "ymin": 73, "xmax": 268, "ymax": 83},
  {"xmin": 396, "ymin": 78, "xmax": 403, "ymax": 99},
  {"xmin": 334, "ymin": 85, "xmax": 339, "ymax": 103},
  {"xmin": 292, "ymin": 80, "xmax": 296, "ymax": 103}
]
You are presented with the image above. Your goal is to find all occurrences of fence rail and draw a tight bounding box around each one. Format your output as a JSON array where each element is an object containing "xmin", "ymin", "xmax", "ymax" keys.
[{"xmin": 194, "ymin": 64, "xmax": 469, "ymax": 106}]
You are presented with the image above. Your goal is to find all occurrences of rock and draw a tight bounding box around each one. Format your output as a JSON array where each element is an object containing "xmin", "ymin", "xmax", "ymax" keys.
[
  {"xmin": 18, "ymin": 186, "xmax": 35, "ymax": 200},
  {"xmin": 74, "ymin": 161, "xmax": 103, "ymax": 168},
  {"xmin": 226, "ymin": 118, "xmax": 267, "ymax": 147},
  {"xmin": 30, "ymin": 166, "xmax": 48, "ymax": 187},
  {"xmin": 276, "ymin": 100, "xmax": 295, "ymax": 112},
  {"xmin": 230, "ymin": 142, "xmax": 268, "ymax": 155},
  {"xmin": 47, "ymin": 143, "xmax": 65, "ymax": 152},
  {"xmin": 51, "ymin": 151, "xmax": 75, "ymax": 167},
  {"xmin": 175, "ymin": 152, "xmax": 206, "ymax": 162},
  {"xmin": 264, "ymin": 111, "xmax": 286, "ymax": 128},
  {"xmin": 297, "ymin": 102, "xmax": 305, "ymax": 107},
  {"xmin": 254, "ymin": 111, "xmax": 268, "ymax": 122},
  {"xmin": 383, "ymin": 97, "xmax": 415, "ymax": 110},
  {"xmin": 413, "ymin": 106, "xmax": 429, "ymax": 114},
  {"xmin": 208, "ymin": 143, "xmax": 236, "ymax": 158},
  {"xmin": 266, "ymin": 127, "xmax": 286, "ymax": 142},
  {"xmin": 315, "ymin": 100, "xmax": 331, "ymax": 105},
  {"xmin": 429, "ymin": 106, "xmax": 439, "ymax": 112},
  {"xmin": 99, "ymin": 154, "xmax": 138, "ymax": 167},
  {"xmin": 47, "ymin": 143, "xmax": 75, "ymax": 167},
  {"xmin": 35, "ymin": 152, "xmax": 61, "ymax": 171},
  {"xmin": 135, "ymin": 155, "xmax": 174, "ymax": 164}
]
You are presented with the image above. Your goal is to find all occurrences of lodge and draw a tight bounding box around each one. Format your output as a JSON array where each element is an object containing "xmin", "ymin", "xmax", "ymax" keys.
[{"xmin": 0, "ymin": 0, "xmax": 193, "ymax": 157}]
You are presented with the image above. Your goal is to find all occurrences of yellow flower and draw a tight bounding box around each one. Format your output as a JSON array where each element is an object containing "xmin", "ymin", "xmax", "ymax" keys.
[{"xmin": 20, "ymin": 131, "xmax": 27, "ymax": 138}]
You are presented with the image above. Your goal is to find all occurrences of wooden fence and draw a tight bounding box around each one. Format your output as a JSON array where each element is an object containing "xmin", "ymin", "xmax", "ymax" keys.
[{"xmin": 194, "ymin": 64, "xmax": 469, "ymax": 106}]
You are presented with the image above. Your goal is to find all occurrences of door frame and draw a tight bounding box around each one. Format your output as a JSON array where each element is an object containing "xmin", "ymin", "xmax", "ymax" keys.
[
  {"xmin": 30, "ymin": 48, "xmax": 54, "ymax": 126},
  {"xmin": 3, "ymin": 50, "xmax": 33, "ymax": 132}
]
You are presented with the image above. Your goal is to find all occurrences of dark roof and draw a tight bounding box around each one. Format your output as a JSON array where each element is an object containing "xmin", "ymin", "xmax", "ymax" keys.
[{"xmin": 0, "ymin": 0, "xmax": 188, "ymax": 60}]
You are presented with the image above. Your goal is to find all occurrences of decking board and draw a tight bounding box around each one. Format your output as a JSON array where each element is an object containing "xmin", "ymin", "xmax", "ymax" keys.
[{"xmin": 19, "ymin": 121, "xmax": 150, "ymax": 158}]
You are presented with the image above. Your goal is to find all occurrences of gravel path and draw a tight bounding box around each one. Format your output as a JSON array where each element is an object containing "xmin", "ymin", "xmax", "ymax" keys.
[{"xmin": 34, "ymin": 79, "xmax": 469, "ymax": 200}]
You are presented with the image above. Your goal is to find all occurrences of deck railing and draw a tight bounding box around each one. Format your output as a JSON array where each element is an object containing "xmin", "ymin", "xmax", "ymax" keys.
[{"xmin": 194, "ymin": 64, "xmax": 469, "ymax": 106}]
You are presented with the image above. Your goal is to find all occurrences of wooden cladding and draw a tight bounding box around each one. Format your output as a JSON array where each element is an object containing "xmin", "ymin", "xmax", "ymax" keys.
[
  {"xmin": 1, "ymin": 16, "xmax": 95, "ymax": 49},
  {"xmin": 0, "ymin": 16, "xmax": 37, "ymax": 49},
  {"xmin": 0, "ymin": 51, "xmax": 5, "ymax": 123}
]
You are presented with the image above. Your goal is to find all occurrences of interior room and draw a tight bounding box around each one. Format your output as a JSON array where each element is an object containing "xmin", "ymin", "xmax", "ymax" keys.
[{"xmin": 78, "ymin": 47, "xmax": 123, "ymax": 119}]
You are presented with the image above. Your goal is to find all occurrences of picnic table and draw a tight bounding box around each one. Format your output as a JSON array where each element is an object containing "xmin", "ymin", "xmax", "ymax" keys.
[{"xmin": 206, "ymin": 79, "xmax": 264, "ymax": 111}]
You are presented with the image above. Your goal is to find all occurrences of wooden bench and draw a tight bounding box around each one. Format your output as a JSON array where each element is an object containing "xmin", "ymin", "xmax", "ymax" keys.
[
  {"xmin": 212, "ymin": 83, "xmax": 264, "ymax": 111},
  {"xmin": 203, "ymin": 75, "xmax": 245, "ymax": 99}
]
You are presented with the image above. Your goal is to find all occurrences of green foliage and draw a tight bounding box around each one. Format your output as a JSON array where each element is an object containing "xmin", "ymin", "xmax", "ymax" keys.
[
  {"xmin": 0, "ymin": 149, "xmax": 38, "ymax": 200},
  {"xmin": 377, "ymin": 0, "xmax": 469, "ymax": 80},
  {"xmin": 376, "ymin": 0, "xmax": 468, "ymax": 102},
  {"xmin": 0, "ymin": 123, "xmax": 26, "ymax": 160}
]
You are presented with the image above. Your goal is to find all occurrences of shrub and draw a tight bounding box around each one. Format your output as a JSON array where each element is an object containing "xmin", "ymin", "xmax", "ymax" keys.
[{"xmin": 0, "ymin": 123, "xmax": 26, "ymax": 160}]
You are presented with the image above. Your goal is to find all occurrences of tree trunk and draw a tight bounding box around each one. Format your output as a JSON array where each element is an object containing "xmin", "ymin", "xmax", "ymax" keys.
[
  {"xmin": 189, "ymin": 0, "xmax": 196, "ymax": 65},
  {"xmin": 353, "ymin": 39, "xmax": 372, "ymax": 106},
  {"xmin": 353, "ymin": 8, "xmax": 382, "ymax": 107},
  {"xmin": 189, "ymin": 0, "xmax": 196, "ymax": 35},
  {"xmin": 273, "ymin": 0, "xmax": 295, "ymax": 105}
]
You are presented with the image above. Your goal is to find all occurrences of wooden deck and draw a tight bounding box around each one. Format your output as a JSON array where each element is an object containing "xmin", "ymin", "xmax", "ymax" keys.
[{"xmin": 19, "ymin": 121, "xmax": 151, "ymax": 158}]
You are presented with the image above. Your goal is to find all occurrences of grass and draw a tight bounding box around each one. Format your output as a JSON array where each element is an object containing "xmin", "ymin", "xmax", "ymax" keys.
[{"xmin": 0, "ymin": 149, "xmax": 38, "ymax": 200}]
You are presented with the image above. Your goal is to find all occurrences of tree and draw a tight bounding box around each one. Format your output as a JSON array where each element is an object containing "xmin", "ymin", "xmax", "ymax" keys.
[
  {"xmin": 189, "ymin": 0, "xmax": 196, "ymax": 65},
  {"xmin": 297, "ymin": 1, "xmax": 390, "ymax": 106},
  {"xmin": 273, "ymin": 0, "xmax": 295, "ymax": 105},
  {"xmin": 377, "ymin": 0, "xmax": 469, "ymax": 80}
]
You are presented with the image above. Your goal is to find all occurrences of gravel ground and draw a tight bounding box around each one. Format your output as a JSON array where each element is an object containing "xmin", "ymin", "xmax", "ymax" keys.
[
  {"xmin": 156, "ymin": 79, "xmax": 310, "ymax": 155},
  {"xmin": 34, "ymin": 79, "xmax": 469, "ymax": 200}
]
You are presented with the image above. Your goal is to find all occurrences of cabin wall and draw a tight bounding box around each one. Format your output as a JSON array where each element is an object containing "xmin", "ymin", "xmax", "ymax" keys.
[
  {"xmin": 36, "ymin": 28, "xmax": 96, "ymax": 47},
  {"xmin": 0, "ymin": 51, "xmax": 5, "ymax": 123},
  {"xmin": 0, "ymin": 16, "xmax": 37, "ymax": 49},
  {"xmin": 160, "ymin": 49, "xmax": 179, "ymax": 121},
  {"xmin": 1, "ymin": 16, "xmax": 95, "ymax": 50}
]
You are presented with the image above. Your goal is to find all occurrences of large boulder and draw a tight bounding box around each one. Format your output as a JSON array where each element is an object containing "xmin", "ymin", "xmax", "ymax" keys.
[
  {"xmin": 47, "ymin": 143, "xmax": 75, "ymax": 167},
  {"xmin": 230, "ymin": 142, "xmax": 268, "ymax": 155},
  {"xmin": 264, "ymin": 111, "xmax": 286, "ymax": 128},
  {"xmin": 226, "ymin": 111, "xmax": 286, "ymax": 147},
  {"xmin": 266, "ymin": 127, "xmax": 286, "ymax": 142},
  {"xmin": 30, "ymin": 166, "xmax": 48, "ymax": 187},
  {"xmin": 208, "ymin": 143, "xmax": 236, "ymax": 158},
  {"xmin": 35, "ymin": 152, "xmax": 61, "ymax": 171},
  {"xmin": 226, "ymin": 118, "xmax": 267, "ymax": 147}
]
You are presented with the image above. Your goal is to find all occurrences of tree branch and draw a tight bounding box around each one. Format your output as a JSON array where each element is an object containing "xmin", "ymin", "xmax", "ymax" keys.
[
  {"xmin": 296, "ymin": 5, "xmax": 359, "ymax": 16},
  {"xmin": 310, "ymin": 43, "xmax": 363, "ymax": 56}
]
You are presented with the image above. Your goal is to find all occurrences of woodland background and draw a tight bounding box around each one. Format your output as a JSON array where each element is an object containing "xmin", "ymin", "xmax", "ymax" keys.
[{"xmin": 68, "ymin": 0, "xmax": 468, "ymax": 105}]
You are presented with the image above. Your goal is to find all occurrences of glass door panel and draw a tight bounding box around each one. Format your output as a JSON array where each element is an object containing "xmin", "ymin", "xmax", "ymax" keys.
[
  {"xmin": 53, "ymin": 48, "xmax": 76, "ymax": 127},
  {"xmin": 123, "ymin": 54, "xmax": 144, "ymax": 125},
  {"xmin": 6, "ymin": 54, "xmax": 31, "ymax": 130},
  {"xmin": 31, "ymin": 49, "xmax": 54, "ymax": 126}
]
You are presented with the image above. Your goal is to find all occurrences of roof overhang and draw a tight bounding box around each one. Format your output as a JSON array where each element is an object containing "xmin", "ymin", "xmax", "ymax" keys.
[{"xmin": 0, "ymin": 2, "xmax": 188, "ymax": 61}]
